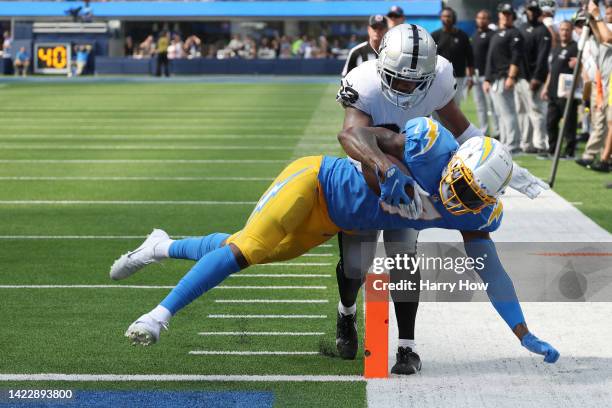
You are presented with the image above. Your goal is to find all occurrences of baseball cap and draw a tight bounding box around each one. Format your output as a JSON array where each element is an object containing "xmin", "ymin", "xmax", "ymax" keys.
[
  {"xmin": 526, "ymin": 0, "xmax": 540, "ymax": 10},
  {"xmin": 387, "ymin": 5, "xmax": 405, "ymax": 17},
  {"xmin": 369, "ymin": 14, "xmax": 388, "ymax": 28},
  {"xmin": 497, "ymin": 2, "xmax": 515, "ymax": 14}
]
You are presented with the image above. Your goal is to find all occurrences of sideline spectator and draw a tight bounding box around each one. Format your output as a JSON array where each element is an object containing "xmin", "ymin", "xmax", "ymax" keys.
[
  {"xmin": 582, "ymin": 0, "xmax": 612, "ymax": 172},
  {"xmin": 13, "ymin": 47, "xmax": 29, "ymax": 77},
  {"xmin": 483, "ymin": 3, "xmax": 527, "ymax": 154},
  {"xmin": 471, "ymin": 10, "xmax": 500, "ymax": 137},
  {"xmin": 168, "ymin": 34, "xmax": 184, "ymax": 60},
  {"xmin": 257, "ymin": 37, "xmax": 276, "ymax": 59},
  {"xmin": 124, "ymin": 36, "xmax": 134, "ymax": 57},
  {"xmin": 184, "ymin": 35, "xmax": 202, "ymax": 59},
  {"xmin": 75, "ymin": 45, "xmax": 91, "ymax": 76},
  {"xmin": 387, "ymin": 5, "xmax": 406, "ymax": 28},
  {"xmin": 541, "ymin": 20, "xmax": 578, "ymax": 158},
  {"xmin": 432, "ymin": 7, "xmax": 474, "ymax": 106},
  {"xmin": 137, "ymin": 35, "xmax": 155, "ymax": 58},
  {"xmin": 342, "ymin": 14, "xmax": 388, "ymax": 76},
  {"xmin": 279, "ymin": 36, "xmax": 293, "ymax": 59},
  {"xmin": 2, "ymin": 31, "xmax": 12, "ymax": 75},
  {"xmin": 156, "ymin": 31, "xmax": 170, "ymax": 77},
  {"xmin": 516, "ymin": 0, "xmax": 552, "ymax": 154}
]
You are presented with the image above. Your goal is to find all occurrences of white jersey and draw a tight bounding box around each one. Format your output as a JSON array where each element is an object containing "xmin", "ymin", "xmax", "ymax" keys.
[{"xmin": 337, "ymin": 56, "xmax": 457, "ymax": 132}]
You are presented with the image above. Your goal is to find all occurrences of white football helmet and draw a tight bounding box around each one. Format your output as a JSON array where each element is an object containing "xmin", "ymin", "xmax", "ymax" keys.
[
  {"xmin": 439, "ymin": 137, "xmax": 513, "ymax": 215},
  {"xmin": 377, "ymin": 24, "xmax": 437, "ymax": 109}
]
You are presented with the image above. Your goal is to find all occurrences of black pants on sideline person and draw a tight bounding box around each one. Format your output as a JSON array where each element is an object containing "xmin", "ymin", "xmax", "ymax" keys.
[
  {"xmin": 156, "ymin": 52, "xmax": 169, "ymax": 77},
  {"xmin": 547, "ymin": 97, "xmax": 578, "ymax": 157}
]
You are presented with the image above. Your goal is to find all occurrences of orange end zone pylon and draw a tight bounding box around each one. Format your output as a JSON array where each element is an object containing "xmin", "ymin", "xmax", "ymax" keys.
[{"xmin": 364, "ymin": 272, "xmax": 389, "ymax": 378}]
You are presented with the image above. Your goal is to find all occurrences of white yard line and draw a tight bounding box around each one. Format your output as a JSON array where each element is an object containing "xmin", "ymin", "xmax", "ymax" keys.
[
  {"xmin": 229, "ymin": 274, "xmax": 330, "ymax": 278},
  {"xmin": 0, "ymin": 200, "xmax": 256, "ymax": 205},
  {"xmin": 0, "ymin": 144, "xmax": 298, "ymax": 151},
  {"xmin": 198, "ymin": 331, "xmax": 325, "ymax": 336},
  {"xmin": 207, "ymin": 314, "xmax": 327, "ymax": 319},
  {"xmin": 0, "ymin": 159, "xmax": 285, "ymax": 164},
  {"xmin": 0, "ymin": 176, "xmax": 274, "ymax": 181},
  {"xmin": 0, "ymin": 374, "xmax": 363, "ymax": 382},
  {"xmin": 0, "ymin": 134, "xmax": 331, "ymax": 141},
  {"xmin": 189, "ymin": 351, "xmax": 319, "ymax": 356},
  {"xmin": 214, "ymin": 299, "xmax": 329, "ymax": 304},
  {"xmin": 0, "ymin": 285, "xmax": 327, "ymax": 290}
]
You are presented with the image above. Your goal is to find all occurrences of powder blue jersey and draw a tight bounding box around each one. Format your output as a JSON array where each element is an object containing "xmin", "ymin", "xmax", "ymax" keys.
[{"xmin": 318, "ymin": 117, "xmax": 504, "ymax": 232}]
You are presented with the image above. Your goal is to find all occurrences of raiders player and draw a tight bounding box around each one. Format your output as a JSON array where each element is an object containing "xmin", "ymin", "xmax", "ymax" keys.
[{"xmin": 334, "ymin": 23, "xmax": 549, "ymax": 374}]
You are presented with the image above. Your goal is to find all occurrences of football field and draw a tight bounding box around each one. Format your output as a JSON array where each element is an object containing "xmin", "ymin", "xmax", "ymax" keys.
[{"xmin": 0, "ymin": 79, "xmax": 610, "ymax": 407}]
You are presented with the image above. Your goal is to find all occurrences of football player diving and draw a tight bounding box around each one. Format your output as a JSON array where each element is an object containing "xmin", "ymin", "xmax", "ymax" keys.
[
  {"xmin": 109, "ymin": 116, "xmax": 560, "ymax": 366},
  {"xmin": 334, "ymin": 23, "xmax": 549, "ymax": 374}
]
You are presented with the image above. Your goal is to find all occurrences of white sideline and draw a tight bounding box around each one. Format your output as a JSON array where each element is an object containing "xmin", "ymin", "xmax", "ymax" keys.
[
  {"xmin": 214, "ymin": 299, "xmax": 328, "ymax": 304},
  {"xmin": 0, "ymin": 374, "xmax": 363, "ymax": 382},
  {"xmin": 189, "ymin": 351, "xmax": 319, "ymax": 356},
  {"xmin": 0, "ymin": 285, "xmax": 327, "ymax": 290},
  {"xmin": 207, "ymin": 314, "xmax": 327, "ymax": 319},
  {"xmin": 198, "ymin": 332, "xmax": 325, "ymax": 336}
]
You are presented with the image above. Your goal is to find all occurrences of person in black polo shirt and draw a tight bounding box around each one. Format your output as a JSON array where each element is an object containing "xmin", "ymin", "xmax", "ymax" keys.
[
  {"xmin": 516, "ymin": 0, "xmax": 552, "ymax": 154},
  {"xmin": 484, "ymin": 3, "xmax": 528, "ymax": 153},
  {"xmin": 541, "ymin": 20, "xmax": 579, "ymax": 158},
  {"xmin": 432, "ymin": 7, "xmax": 475, "ymax": 106},
  {"xmin": 471, "ymin": 9, "xmax": 500, "ymax": 137},
  {"xmin": 341, "ymin": 14, "xmax": 388, "ymax": 77}
]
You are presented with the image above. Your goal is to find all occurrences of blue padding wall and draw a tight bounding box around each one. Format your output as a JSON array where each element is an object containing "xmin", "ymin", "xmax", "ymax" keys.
[
  {"xmin": 0, "ymin": 1, "xmax": 441, "ymax": 18},
  {"xmin": 94, "ymin": 57, "xmax": 346, "ymax": 76}
]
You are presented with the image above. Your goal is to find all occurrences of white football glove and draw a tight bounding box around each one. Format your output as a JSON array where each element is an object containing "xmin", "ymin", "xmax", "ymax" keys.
[
  {"xmin": 380, "ymin": 183, "xmax": 430, "ymax": 219},
  {"xmin": 509, "ymin": 162, "xmax": 550, "ymax": 199}
]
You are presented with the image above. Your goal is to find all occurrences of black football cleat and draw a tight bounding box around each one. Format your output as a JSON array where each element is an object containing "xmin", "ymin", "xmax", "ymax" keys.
[
  {"xmin": 391, "ymin": 346, "xmax": 422, "ymax": 375},
  {"xmin": 336, "ymin": 311, "xmax": 358, "ymax": 360}
]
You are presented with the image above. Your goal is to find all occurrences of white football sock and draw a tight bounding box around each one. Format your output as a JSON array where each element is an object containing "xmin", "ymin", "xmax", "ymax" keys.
[
  {"xmin": 338, "ymin": 300, "xmax": 356, "ymax": 316},
  {"xmin": 149, "ymin": 305, "xmax": 172, "ymax": 323},
  {"xmin": 154, "ymin": 239, "xmax": 174, "ymax": 259},
  {"xmin": 398, "ymin": 338, "xmax": 416, "ymax": 351}
]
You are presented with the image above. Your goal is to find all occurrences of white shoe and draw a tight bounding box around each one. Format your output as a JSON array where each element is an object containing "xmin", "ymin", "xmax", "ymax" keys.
[
  {"xmin": 125, "ymin": 313, "xmax": 168, "ymax": 346},
  {"xmin": 109, "ymin": 229, "xmax": 170, "ymax": 281}
]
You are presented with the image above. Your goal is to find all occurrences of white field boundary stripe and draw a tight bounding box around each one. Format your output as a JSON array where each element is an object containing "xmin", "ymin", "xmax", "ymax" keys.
[
  {"xmin": 189, "ymin": 351, "xmax": 319, "ymax": 356},
  {"xmin": 207, "ymin": 314, "xmax": 327, "ymax": 319},
  {"xmin": 0, "ymin": 159, "xmax": 285, "ymax": 164},
  {"xmin": 0, "ymin": 145, "xmax": 303, "ymax": 151},
  {"xmin": 0, "ymin": 374, "xmax": 363, "ymax": 382},
  {"xmin": 0, "ymin": 201, "xmax": 256, "ymax": 205},
  {"xmin": 198, "ymin": 331, "xmax": 325, "ymax": 336},
  {"xmin": 0, "ymin": 176, "xmax": 275, "ymax": 181},
  {"xmin": 259, "ymin": 263, "xmax": 331, "ymax": 267},
  {"xmin": 0, "ymin": 285, "xmax": 327, "ymax": 290},
  {"xmin": 229, "ymin": 274, "xmax": 331, "ymax": 278},
  {"xmin": 0, "ymin": 134, "xmax": 331, "ymax": 141},
  {"xmin": 302, "ymin": 253, "xmax": 333, "ymax": 257},
  {"xmin": 214, "ymin": 299, "xmax": 329, "ymax": 304}
]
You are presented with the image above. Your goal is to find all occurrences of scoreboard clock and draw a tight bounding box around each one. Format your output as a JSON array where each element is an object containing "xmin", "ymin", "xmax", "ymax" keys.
[{"xmin": 34, "ymin": 43, "xmax": 71, "ymax": 74}]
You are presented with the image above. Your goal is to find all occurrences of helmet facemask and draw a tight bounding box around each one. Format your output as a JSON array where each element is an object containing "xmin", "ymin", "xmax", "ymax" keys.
[
  {"xmin": 378, "ymin": 64, "xmax": 436, "ymax": 109},
  {"xmin": 439, "ymin": 156, "xmax": 497, "ymax": 215}
]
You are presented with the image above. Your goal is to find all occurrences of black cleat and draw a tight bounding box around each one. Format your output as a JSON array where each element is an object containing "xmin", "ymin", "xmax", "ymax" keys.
[
  {"xmin": 391, "ymin": 347, "xmax": 422, "ymax": 375},
  {"xmin": 336, "ymin": 311, "xmax": 358, "ymax": 360}
]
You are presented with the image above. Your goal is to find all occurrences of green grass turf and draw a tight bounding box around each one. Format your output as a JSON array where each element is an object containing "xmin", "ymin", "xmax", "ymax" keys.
[
  {"xmin": 0, "ymin": 79, "xmax": 609, "ymax": 407},
  {"xmin": 0, "ymin": 81, "xmax": 364, "ymax": 406}
]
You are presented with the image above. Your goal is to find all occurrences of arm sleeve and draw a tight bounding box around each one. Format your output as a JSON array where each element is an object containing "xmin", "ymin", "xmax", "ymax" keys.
[
  {"xmin": 432, "ymin": 60, "xmax": 457, "ymax": 110},
  {"xmin": 463, "ymin": 238, "xmax": 526, "ymax": 331},
  {"xmin": 485, "ymin": 41, "xmax": 494, "ymax": 82},
  {"xmin": 533, "ymin": 29, "xmax": 552, "ymax": 82},
  {"xmin": 464, "ymin": 32, "xmax": 475, "ymax": 69},
  {"xmin": 510, "ymin": 31, "xmax": 525, "ymax": 68}
]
